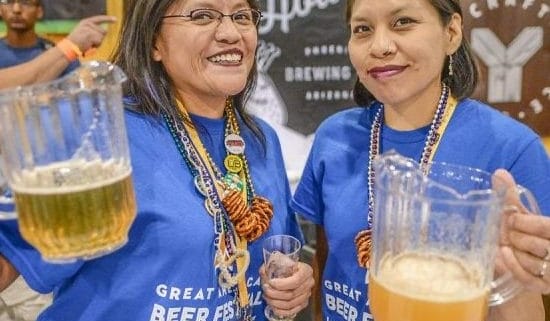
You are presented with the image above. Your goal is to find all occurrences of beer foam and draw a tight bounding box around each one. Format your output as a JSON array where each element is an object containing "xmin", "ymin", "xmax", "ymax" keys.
[
  {"xmin": 11, "ymin": 159, "xmax": 131, "ymax": 194},
  {"xmin": 376, "ymin": 251, "xmax": 487, "ymax": 302}
]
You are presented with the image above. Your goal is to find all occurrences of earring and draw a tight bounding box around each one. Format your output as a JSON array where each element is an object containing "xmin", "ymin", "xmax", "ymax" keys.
[{"xmin": 448, "ymin": 55, "xmax": 454, "ymax": 77}]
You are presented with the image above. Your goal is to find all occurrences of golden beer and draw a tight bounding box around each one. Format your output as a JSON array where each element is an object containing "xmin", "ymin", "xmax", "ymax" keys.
[
  {"xmin": 11, "ymin": 160, "xmax": 136, "ymax": 262},
  {"xmin": 369, "ymin": 251, "xmax": 489, "ymax": 321}
]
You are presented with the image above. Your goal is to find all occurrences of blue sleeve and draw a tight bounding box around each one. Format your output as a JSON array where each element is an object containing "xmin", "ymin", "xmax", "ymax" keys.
[
  {"xmin": 508, "ymin": 137, "xmax": 550, "ymax": 216},
  {"xmin": 0, "ymin": 220, "xmax": 83, "ymax": 294},
  {"xmin": 290, "ymin": 133, "xmax": 324, "ymax": 226}
]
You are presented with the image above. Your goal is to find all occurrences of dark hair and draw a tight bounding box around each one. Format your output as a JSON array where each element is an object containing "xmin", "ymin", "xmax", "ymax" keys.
[
  {"xmin": 111, "ymin": 0, "xmax": 265, "ymax": 146},
  {"xmin": 346, "ymin": 0, "xmax": 479, "ymax": 106}
]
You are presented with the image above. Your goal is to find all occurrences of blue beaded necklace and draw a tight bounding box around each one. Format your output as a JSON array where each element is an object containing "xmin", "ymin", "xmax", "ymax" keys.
[{"xmin": 355, "ymin": 83, "xmax": 457, "ymax": 268}]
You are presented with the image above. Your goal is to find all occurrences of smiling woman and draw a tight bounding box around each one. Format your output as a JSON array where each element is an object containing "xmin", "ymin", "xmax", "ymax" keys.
[{"xmin": 0, "ymin": 0, "xmax": 315, "ymax": 320}]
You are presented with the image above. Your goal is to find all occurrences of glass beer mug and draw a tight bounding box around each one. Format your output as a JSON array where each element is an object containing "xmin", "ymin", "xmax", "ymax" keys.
[
  {"xmin": 368, "ymin": 151, "xmax": 538, "ymax": 321},
  {"xmin": 0, "ymin": 61, "xmax": 137, "ymax": 263}
]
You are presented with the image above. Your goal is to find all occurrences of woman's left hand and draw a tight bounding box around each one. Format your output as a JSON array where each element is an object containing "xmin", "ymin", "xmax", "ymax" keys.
[
  {"xmin": 494, "ymin": 169, "xmax": 550, "ymax": 294},
  {"xmin": 260, "ymin": 262, "xmax": 314, "ymax": 317}
]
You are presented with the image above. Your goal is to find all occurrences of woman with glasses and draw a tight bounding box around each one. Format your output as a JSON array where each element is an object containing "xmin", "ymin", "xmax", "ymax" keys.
[{"xmin": 0, "ymin": 1, "xmax": 314, "ymax": 320}]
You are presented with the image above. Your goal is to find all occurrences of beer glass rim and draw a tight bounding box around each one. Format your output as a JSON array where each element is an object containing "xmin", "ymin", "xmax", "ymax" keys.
[
  {"xmin": 375, "ymin": 159, "xmax": 508, "ymax": 207},
  {"xmin": 263, "ymin": 234, "xmax": 302, "ymax": 256}
]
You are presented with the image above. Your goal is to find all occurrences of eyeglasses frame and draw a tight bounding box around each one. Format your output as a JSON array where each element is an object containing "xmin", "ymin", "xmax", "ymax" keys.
[{"xmin": 162, "ymin": 8, "xmax": 263, "ymax": 28}]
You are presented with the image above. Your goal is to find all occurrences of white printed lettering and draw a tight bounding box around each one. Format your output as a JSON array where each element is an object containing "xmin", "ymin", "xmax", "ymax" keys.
[
  {"xmin": 170, "ymin": 288, "xmax": 182, "ymax": 300},
  {"xmin": 150, "ymin": 305, "xmax": 211, "ymax": 321},
  {"xmin": 213, "ymin": 301, "xmax": 234, "ymax": 321},
  {"xmin": 150, "ymin": 304, "xmax": 165, "ymax": 321},
  {"xmin": 167, "ymin": 307, "xmax": 180, "ymax": 321},
  {"xmin": 157, "ymin": 284, "xmax": 168, "ymax": 298},
  {"xmin": 249, "ymin": 291, "xmax": 263, "ymax": 306},
  {"xmin": 325, "ymin": 294, "xmax": 358, "ymax": 321},
  {"xmin": 183, "ymin": 288, "xmax": 192, "ymax": 300},
  {"xmin": 260, "ymin": 0, "xmax": 340, "ymax": 34}
]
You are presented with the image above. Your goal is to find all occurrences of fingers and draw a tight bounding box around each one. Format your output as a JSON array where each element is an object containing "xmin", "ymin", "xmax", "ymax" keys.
[
  {"xmin": 261, "ymin": 262, "xmax": 314, "ymax": 316},
  {"xmin": 508, "ymin": 223, "xmax": 550, "ymax": 259},
  {"xmin": 67, "ymin": 15, "xmax": 117, "ymax": 53},
  {"xmin": 492, "ymin": 169, "xmax": 530, "ymax": 215},
  {"xmin": 500, "ymin": 246, "xmax": 550, "ymax": 294},
  {"xmin": 264, "ymin": 289, "xmax": 311, "ymax": 317},
  {"xmin": 508, "ymin": 214, "xmax": 550, "ymax": 241}
]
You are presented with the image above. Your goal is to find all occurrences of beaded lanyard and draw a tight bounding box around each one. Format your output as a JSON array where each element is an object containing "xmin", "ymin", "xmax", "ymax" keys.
[
  {"xmin": 164, "ymin": 98, "xmax": 274, "ymax": 320},
  {"xmin": 355, "ymin": 84, "xmax": 458, "ymax": 268}
]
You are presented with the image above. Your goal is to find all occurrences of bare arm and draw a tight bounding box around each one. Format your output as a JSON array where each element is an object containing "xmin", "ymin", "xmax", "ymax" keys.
[
  {"xmin": 0, "ymin": 253, "xmax": 18, "ymax": 292},
  {"xmin": 0, "ymin": 15, "xmax": 115, "ymax": 90},
  {"xmin": 0, "ymin": 48, "xmax": 71, "ymax": 89}
]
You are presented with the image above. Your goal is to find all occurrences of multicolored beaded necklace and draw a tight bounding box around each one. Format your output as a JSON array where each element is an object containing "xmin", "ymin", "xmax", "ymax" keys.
[
  {"xmin": 355, "ymin": 83, "xmax": 458, "ymax": 268},
  {"xmin": 164, "ymin": 98, "xmax": 274, "ymax": 321}
]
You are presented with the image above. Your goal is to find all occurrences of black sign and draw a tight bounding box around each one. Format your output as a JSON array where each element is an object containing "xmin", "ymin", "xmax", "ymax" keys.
[
  {"xmin": 249, "ymin": 0, "xmax": 356, "ymax": 135},
  {"xmin": 41, "ymin": 0, "xmax": 105, "ymax": 20}
]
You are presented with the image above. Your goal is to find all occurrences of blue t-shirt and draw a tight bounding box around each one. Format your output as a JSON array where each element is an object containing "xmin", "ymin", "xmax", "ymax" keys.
[
  {"xmin": 0, "ymin": 108, "xmax": 303, "ymax": 321},
  {"xmin": 0, "ymin": 37, "xmax": 79, "ymax": 76},
  {"xmin": 291, "ymin": 98, "xmax": 550, "ymax": 321}
]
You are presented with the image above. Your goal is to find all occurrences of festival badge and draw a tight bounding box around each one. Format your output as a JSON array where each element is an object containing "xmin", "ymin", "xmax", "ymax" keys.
[
  {"xmin": 224, "ymin": 134, "xmax": 246, "ymax": 155},
  {"xmin": 224, "ymin": 154, "xmax": 244, "ymax": 173}
]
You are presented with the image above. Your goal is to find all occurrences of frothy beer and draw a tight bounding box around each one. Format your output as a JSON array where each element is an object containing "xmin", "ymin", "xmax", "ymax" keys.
[
  {"xmin": 11, "ymin": 159, "xmax": 136, "ymax": 262},
  {"xmin": 369, "ymin": 251, "xmax": 489, "ymax": 321}
]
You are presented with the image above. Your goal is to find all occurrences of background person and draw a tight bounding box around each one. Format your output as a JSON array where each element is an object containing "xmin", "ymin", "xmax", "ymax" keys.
[
  {"xmin": 0, "ymin": 0, "xmax": 80, "ymax": 74},
  {"xmin": 0, "ymin": 0, "xmax": 313, "ymax": 320},
  {"xmin": 0, "ymin": 14, "xmax": 115, "ymax": 89},
  {"xmin": 290, "ymin": 0, "xmax": 550, "ymax": 320}
]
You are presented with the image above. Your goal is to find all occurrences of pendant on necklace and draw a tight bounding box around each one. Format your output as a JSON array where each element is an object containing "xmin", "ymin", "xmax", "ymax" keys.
[
  {"xmin": 224, "ymin": 133, "xmax": 246, "ymax": 155},
  {"xmin": 204, "ymin": 198, "xmax": 217, "ymax": 217},
  {"xmin": 222, "ymin": 191, "xmax": 274, "ymax": 242},
  {"xmin": 222, "ymin": 173, "xmax": 244, "ymax": 192},
  {"xmin": 194, "ymin": 176, "xmax": 208, "ymax": 196},
  {"xmin": 355, "ymin": 229, "xmax": 372, "ymax": 268},
  {"xmin": 224, "ymin": 155, "xmax": 244, "ymax": 173}
]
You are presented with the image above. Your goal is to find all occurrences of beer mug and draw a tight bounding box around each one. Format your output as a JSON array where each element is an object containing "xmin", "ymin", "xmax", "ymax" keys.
[
  {"xmin": 0, "ymin": 61, "xmax": 137, "ymax": 263},
  {"xmin": 368, "ymin": 151, "xmax": 539, "ymax": 321}
]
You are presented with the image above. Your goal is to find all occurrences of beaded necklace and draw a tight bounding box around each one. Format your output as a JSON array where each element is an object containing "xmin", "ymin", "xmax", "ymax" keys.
[
  {"xmin": 164, "ymin": 98, "xmax": 273, "ymax": 321},
  {"xmin": 355, "ymin": 84, "xmax": 457, "ymax": 268}
]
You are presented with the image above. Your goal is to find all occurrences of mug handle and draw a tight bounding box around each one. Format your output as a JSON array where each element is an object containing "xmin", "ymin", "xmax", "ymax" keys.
[{"xmin": 488, "ymin": 184, "xmax": 540, "ymax": 306}]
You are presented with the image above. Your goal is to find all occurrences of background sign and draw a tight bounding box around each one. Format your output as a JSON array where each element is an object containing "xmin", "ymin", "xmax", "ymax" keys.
[
  {"xmin": 41, "ymin": 0, "xmax": 105, "ymax": 19},
  {"xmin": 249, "ymin": 1, "xmax": 356, "ymax": 180},
  {"xmin": 463, "ymin": 0, "xmax": 549, "ymax": 136},
  {"xmin": 250, "ymin": 0, "xmax": 355, "ymax": 136},
  {"xmin": 250, "ymin": 0, "xmax": 549, "ymax": 163}
]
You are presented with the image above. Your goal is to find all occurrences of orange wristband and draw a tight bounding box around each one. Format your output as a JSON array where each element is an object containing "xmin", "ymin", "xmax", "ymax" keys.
[{"xmin": 56, "ymin": 38, "xmax": 83, "ymax": 62}]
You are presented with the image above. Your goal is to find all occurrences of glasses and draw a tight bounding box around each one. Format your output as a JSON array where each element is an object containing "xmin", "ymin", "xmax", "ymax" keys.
[
  {"xmin": 162, "ymin": 8, "xmax": 262, "ymax": 30},
  {"xmin": 0, "ymin": 0, "xmax": 38, "ymax": 6}
]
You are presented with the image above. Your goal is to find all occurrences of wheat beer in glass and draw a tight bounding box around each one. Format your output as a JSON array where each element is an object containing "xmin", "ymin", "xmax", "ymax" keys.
[
  {"xmin": 368, "ymin": 151, "xmax": 539, "ymax": 321},
  {"xmin": 0, "ymin": 61, "xmax": 136, "ymax": 263}
]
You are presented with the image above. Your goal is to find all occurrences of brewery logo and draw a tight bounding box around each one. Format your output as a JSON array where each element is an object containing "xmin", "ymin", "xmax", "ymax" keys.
[
  {"xmin": 224, "ymin": 155, "xmax": 244, "ymax": 174},
  {"xmin": 463, "ymin": 0, "xmax": 549, "ymax": 135},
  {"xmin": 248, "ymin": 40, "xmax": 287, "ymax": 126},
  {"xmin": 256, "ymin": 0, "xmax": 355, "ymax": 136},
  {"xmin": 259, "ymin": 0, "xmax": 340, "ymax": 34}
]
